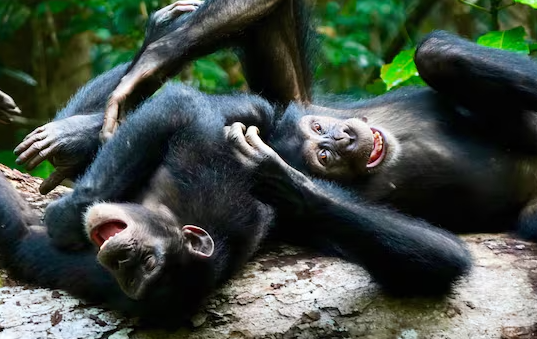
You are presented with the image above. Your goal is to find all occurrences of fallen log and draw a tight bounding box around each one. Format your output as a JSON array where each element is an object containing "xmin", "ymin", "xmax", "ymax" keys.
[{"xmin": 0, "ymin": 164, "xmax": 536, "ymax": 339}]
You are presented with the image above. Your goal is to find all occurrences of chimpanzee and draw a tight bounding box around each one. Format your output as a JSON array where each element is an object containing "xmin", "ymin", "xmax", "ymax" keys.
[
  {"xmin": 16, "ymin": 0, "xmax": 537, "ymax": 239},
  {"xmin": 92, "ymin": 0, "xmax": 537, "ymax": 240},
  {"xmin": 0, "ymin": 89, "xmax": 21, "ymax": 123},
  {"xmin": 0, "ymin": 76, "xmax": 471, "ymax": 324},
  {"xmin": 0, "ymin": 84, "xmax": 278, "ymax": 321}
]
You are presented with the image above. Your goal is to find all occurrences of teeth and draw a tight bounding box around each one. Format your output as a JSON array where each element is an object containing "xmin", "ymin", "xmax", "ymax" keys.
[
  {"xmin": 373, "ymin": 131, "xmax": 384, "ymax": 150},
  {"xmin": 100, "ymin": 239, "xmax": 109, "ymax": 250},
  {"xmin": 99, "ymin": 232, "xmax": 120, "ymax": 250}
]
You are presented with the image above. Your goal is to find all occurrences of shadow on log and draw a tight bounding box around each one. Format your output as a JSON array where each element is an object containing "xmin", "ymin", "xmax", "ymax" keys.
[{"xmin": 0, "ymin": 164, "xmax": 536, "ymax": 339}]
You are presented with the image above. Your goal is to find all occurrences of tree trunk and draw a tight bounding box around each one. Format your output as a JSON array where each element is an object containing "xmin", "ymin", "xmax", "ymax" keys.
[{"xmin": 1, "ymin": 164, "xmax": 537, "ymax": 339}]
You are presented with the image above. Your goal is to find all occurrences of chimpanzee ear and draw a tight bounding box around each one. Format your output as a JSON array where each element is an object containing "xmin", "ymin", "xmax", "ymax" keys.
[{"xmin": 182, "ymin": 225, "xmax": 215, "ymax": 258}]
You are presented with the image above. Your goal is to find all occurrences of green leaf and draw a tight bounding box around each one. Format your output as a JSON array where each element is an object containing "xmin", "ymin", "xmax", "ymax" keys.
[
  {"xmin": 477, "ymin": 27, "xmax": 529, "ymax": 54},
  {"xmin": 514, "ymin": 0, "xmax": 537, "ymax": 9},
  {"xmin": 365, "ymin": 79, "xmax": 387, "ymax": 95},
  {"xmin": 380, "ymin": 49, "xmax": 418, "ymax": 90}
]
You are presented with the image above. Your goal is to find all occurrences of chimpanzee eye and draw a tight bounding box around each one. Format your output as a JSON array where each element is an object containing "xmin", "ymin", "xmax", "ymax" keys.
[
  {"xmin": 318, "ymin": 149, "xmax": 329, "ymax": 165},
  {"xmin": 313, "ymin": 122, "xmax": 322, "ymax": 134},
  {"xmin": 145, "ymin": 255, "xmax": 157, "ymax": 271}
]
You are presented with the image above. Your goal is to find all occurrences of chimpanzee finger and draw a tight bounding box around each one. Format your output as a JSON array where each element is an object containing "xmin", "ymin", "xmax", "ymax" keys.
[
  {"xmin": 15, "ymin": 137, "xmax": 54, "ymax": 166},
  {"xmin": 101, "ymin": 96, "xmax": 121, "ymax": 143},
  {"xmin": 25, "ymin": 143, "xmax": 57, "ymax": 171},
  {"xmin": 244, "ymin": 126, "xmax": 276, "ymax": 156},
  {"xmin": 22, "ymin": 125, "xmax": 45, "ymax": 142},
  {"xmin": 40, "ymin": 170, "xmax": 67, "ymax": 195},
  {"xmin": 14, "ymin": 129, "xmax": 47, "ymax": 156},
  {"xmin": 227, "ymin": 123, "xmax": 258, "ymax": 157}
]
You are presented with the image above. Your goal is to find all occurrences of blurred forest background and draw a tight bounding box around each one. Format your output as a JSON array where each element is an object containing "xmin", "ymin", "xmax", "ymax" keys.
[{"xmin": 0, "ymin": 0, "xmax": 536, "ymax": 177}]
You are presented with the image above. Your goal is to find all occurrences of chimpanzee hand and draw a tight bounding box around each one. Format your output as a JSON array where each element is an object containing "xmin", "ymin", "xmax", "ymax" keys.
[
  {"xmin": 0, "ymin": 89, "xmax": 21, "ymax": 124},
  {"xmin": 14, "ymin": 115, "xmax": 100, "ymax": 194},
  {"xmin": 224, "ymin": 122, "xmax": 312, "ymax": 209},
  {"xmin": 44, "ymin": 193, "xmax": 91, "ymax": 250},
  {"xmin": 224, "ymin": 122, "xmax": 281, "ymax": 168},
  {"xmin": 101, "ymin": 0, "xmax": 203, "ymax": 142}
]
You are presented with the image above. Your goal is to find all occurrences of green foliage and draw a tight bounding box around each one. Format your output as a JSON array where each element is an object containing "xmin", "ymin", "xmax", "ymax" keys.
[
  {"xmin": 477, "ymin": 27, "xmax": 530, "ymax": 54},
  {"xmin": 380, "ymin": 49, "xmax": 420, "ymax": 90},
  {"xmin": 0, "ymin": 151, "xmax": 54, "ymax": 178},
  {"xmin": 378, "ymin": 27, "xmax": 533, "ymax": 92},
  {"xmin": 514, "ymin": 0, "xmax": 537, "ymax": 9}
]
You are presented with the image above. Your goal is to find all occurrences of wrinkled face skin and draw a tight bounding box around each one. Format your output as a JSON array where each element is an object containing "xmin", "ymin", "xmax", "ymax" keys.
[
  {"xmin": 84, "ymin": 203, "xmax": 182, "ymax": 300},
  {"xmin": 298, "ymin": 115, "xmax": 395, "ymax": 180}
]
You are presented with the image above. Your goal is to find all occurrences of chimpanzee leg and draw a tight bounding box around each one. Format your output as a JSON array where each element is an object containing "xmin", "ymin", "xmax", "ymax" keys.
[
  {"xmin": 102, "ymin": 0, "xmax": 292, "ymax": 140},
  {"xmin": 517, "ymin": 198, "xmax": 537, "ymax": 241},
  {"xmin": 415, "ymin": 31, "xmax": 537, "ymax": 152},
  {"xmin": 415, "ymin": 31, "xmax": 537, "ymax": 114},
  {"xmin": 239, "ymin": 0, "xmax": 314, "ymax": 105}
]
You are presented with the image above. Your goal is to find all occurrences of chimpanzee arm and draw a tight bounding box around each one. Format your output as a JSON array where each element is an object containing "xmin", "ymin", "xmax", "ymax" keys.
[
  {"xmin": 227, "ymin": 124, "xmax": 472, "ymax": 296},
  {"xmin": 44, "ymin": 86, "xmax": 198, "ymax": 249},
  {"xmin": 14, "ymin": 64, "xmax": 130, "ymax": 194},
  {"xmin": 45, "ymin": 84, "xmax": 273, "ymax": 249},
  {"xmin": 0, "ymin": 172, "xmax": 141, "ymax": 313},
  {"xmin": 102, "ymin": 0, "xmax": 298, "ymax": 141},
  {"xmin": 415, "ymin": 30, "xmax": 537, "ymax": 114}
]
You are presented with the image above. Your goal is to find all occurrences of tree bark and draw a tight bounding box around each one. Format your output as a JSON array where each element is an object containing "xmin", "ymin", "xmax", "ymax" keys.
[{"xmin": 1, "ymin": 164, "xmax": 537, "ymax": 339}]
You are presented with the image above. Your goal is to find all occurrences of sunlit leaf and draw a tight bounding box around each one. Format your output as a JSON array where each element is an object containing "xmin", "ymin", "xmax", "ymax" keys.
[
  {"xmin": 380, "ymin": 49, "xmax": 418, "ymax": 90},
  {"xmin": 477, "ymin": 27, "xmax": 529, "ymax": 54},
  {"xmin": 514, "ymin": 0, "xmax": 537, "ymax": 9}
]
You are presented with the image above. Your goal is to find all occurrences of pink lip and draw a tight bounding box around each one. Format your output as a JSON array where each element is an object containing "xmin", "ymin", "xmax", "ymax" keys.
[{"xmin": 366, "ymin": 128, "xmax": 387, "ymax": 169}]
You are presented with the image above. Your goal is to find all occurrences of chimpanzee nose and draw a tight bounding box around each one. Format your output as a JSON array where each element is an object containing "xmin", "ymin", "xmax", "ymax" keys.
[{"xmin": 333, "ymin": 130, "xmax": 355, "ymax": 151}]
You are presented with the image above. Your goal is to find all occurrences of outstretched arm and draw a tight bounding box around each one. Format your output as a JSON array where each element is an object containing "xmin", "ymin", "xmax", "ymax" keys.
[
  {"xmin": 226, "ymin": 123, "xmax": 472, "ymax": 296},
  {"xmin": 415, "ymin": 30, "xmax": 537, "ymax": 114}
]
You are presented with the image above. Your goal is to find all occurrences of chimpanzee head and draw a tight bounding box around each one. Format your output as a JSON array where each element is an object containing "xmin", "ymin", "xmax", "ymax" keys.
[
  {"xmin": 83, "ymin": 202, "xmax": 214, "ymax": 301},
  {"xmin": 270, "ymin": 105, "xmax": 399, "ymax": 181}
]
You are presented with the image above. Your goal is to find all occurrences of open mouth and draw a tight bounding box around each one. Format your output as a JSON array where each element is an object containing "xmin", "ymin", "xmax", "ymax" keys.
[
  {"xmin": 366, "ymin": 128, "xmax": 387, "ymax": 168},
  {"xmin": 90, "ymin": 221, "xmax": 127, "ymax": 250}
]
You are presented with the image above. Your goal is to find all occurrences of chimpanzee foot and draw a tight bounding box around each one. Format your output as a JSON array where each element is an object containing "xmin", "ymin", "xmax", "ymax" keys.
[
  {"xmin": 14, "ymin": 114, "xmax": 101, "ymax": 193},
  {"xmin": 0, "ymin": 89, "xmax": 21, "ymax": 124},
  {"xmin": 153, "ymin": 0, "xmax": 203, "ymax": 26}
]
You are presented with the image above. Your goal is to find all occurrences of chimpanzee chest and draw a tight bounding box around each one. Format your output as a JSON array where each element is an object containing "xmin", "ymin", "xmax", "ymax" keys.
[{"xmin": 356, "ymin": 133, "xmax": 535, "ymax": 231}]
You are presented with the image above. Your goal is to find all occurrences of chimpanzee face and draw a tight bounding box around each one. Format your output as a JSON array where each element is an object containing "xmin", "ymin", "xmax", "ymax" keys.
[
  {"xmin": 84, "ymin": 203, "xmax": 213, "ymax": 300},
  {"xmin": 297, "ymin": 115, "xmax": 394, "ymax": 179}
]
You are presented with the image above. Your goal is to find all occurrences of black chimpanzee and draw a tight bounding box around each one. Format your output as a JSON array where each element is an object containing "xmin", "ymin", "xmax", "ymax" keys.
[
  {"xmin": 0, "ymin": 76, "xmax": 471, "ymax": 322},
  {"xmin": 16, "ymin": 0, "xmax": 537, "ymax": 239},
  {"xmin": 93, "ymin": 0, "xmax": 537, "ymax": 239},
  {"xmin": 2, "ymin": 84, "xmax": 280, "ymax": 320}
]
